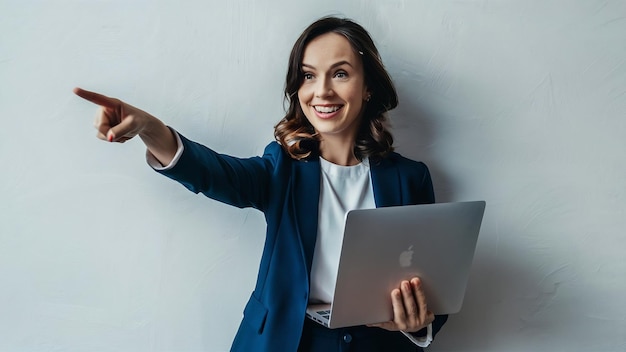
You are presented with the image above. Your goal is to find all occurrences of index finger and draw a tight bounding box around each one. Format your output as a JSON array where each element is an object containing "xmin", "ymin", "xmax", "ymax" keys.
[{"xmin": 73, "ymin": 87, "xmax": 119, "ymax": 109}]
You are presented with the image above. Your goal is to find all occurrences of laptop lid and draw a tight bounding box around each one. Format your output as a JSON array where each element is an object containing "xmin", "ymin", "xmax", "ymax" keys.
[{"xmin": 325, "ymin": 200, "xmax": 486, "ymax": 329}]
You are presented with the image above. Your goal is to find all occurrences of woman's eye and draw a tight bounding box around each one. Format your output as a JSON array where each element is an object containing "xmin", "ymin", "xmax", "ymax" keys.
[
  {"xmin": 335, "ymin": 71, "xmax": 347, "ymax": 79},
  {"xmin": 303, "ymin": 73, "xmax": 314, "ymax": 80}
]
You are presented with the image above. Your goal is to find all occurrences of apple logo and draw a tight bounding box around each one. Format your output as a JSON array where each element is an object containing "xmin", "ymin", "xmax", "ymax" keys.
[{"xmin": 399, "ymin": 245, "xmax": 414, "ymax": 267}]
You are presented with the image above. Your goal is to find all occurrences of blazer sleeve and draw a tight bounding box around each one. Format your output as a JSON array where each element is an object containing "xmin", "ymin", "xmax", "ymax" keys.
[
  {"xmin": 154, "ymin": 133, "xmax": 282, "ymax": 212},
  {"xmin": 419, "ymin": 162, "xmax": 436, "ymax": 204}
]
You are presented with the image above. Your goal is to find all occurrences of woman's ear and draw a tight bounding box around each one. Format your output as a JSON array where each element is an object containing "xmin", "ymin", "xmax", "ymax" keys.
[{"xmin": 362, "ymin": 84, "xmax": 371, "ymax": 101}]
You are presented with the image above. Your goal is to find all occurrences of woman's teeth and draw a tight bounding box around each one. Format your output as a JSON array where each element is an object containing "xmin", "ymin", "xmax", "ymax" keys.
[{"xmin": 314, "ymin": 105, "xmax": 341, "ymax": 113}]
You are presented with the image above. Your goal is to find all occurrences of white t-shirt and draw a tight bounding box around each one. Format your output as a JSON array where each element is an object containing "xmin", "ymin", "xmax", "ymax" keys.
[{"xmin": 309, "ymin": 156, "xmax": 375, "ymax": 303}]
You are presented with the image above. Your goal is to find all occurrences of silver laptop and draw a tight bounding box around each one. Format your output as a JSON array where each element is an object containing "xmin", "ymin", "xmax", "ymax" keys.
[{"xmin": 306, "ymin": 200, "xmax": 486, "ymax": 329}]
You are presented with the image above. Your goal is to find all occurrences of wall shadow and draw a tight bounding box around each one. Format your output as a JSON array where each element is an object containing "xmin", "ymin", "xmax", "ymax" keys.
[
  {"xmin": 390, "ymin": 81, "xmax": 455, "ymax": 203},
  {"xmin": 388, "ymin": 75, "xmax": 572, "ymax": 350}
]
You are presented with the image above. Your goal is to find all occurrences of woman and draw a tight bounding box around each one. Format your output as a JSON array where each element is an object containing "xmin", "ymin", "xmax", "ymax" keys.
[{"xmin": 75, "ymin": 16, "xmax": 447, "ymax": 352}]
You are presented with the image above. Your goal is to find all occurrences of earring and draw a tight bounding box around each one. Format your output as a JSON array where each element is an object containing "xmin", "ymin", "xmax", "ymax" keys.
[{"xmin": 366, "ymin": 94, "xmax": 372, "ymax": 102}]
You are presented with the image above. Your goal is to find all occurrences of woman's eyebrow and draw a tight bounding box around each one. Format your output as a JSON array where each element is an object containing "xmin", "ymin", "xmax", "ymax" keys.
[{"xmin": 301, "ymin": 60, "xmax": 353, "ymax": 70}]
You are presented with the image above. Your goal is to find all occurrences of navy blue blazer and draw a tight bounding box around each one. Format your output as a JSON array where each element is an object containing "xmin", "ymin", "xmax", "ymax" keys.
[{"xmin": 157, "ymin": 134, "xmax": 447, "ymax": 352}]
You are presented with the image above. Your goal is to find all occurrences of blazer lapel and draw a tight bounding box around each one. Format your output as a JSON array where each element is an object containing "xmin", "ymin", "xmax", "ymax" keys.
[
  {"xmin": 370, "ymin": 157, "xmax": 402, "ymax": 208},
  {"xmin": 292, "ymin": 158, "xmax": 321, "ymax": 274}
]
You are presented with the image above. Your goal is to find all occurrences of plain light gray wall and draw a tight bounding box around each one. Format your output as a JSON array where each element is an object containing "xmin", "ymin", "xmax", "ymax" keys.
[{"xmin": 1, "ymin": 1, "xmax": 625, "ymax": 351}]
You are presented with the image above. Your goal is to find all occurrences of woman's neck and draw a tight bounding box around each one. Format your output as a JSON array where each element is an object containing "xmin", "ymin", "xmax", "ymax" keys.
[{"xmin": 318, "ymin": 136, "xmax": 359, "ymax": 166}]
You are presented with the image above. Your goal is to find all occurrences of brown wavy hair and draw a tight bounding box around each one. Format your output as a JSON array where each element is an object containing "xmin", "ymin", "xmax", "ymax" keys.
[{"xmin": 274, "ymin": 16, "xmax": 398, "ymax": 161}]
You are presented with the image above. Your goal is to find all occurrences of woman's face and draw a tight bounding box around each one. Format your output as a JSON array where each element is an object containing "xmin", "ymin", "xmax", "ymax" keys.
[{"xmin": 297, "ymin": 32, "xmax": 369, "ymax": 143}]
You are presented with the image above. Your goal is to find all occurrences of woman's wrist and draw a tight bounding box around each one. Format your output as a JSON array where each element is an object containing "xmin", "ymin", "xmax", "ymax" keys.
[{"xmin": 139, "ymin": 117, "xmax": 178, "ymax": 166}]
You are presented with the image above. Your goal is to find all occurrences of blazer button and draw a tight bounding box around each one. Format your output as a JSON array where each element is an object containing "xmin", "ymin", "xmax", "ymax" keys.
[{"xmin": 343, "ymin": 333, "xmax": 352, "ymax": 343}]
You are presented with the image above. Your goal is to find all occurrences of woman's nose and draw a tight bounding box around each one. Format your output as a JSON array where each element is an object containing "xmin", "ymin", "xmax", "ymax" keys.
[{"xmin": 314, "ymin": 78, "xmax": 334, "ymax": 98}]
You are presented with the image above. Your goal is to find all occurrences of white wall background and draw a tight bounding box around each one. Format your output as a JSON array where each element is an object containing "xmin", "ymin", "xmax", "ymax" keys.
[{"xmin": 1, "ymin": 1, "xmax": 625, "ymax": 351}]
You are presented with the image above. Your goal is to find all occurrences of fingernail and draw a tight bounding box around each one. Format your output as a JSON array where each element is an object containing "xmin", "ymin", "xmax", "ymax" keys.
[{"xmin": 107, "ymin": 133, "xmax": 114, "ymax": 142}]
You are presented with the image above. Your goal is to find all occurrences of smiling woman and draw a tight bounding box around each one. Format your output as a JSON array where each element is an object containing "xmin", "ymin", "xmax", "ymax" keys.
[
  {"xmin": 74, "ymin": 16, "xmax": 446, "ymax": 352},
  {"xmin": 296, "ymin": 33, "xmax": 369, "ymax": 165},
  {"xmin": 275, "ymin": 17, "xmax": 398, "ymax": 166}
]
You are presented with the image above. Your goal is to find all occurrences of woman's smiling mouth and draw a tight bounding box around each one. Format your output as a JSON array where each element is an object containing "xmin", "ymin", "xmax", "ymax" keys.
[
  {"xmin": 313, "ymin": 105, "xmax": 344, "ymax": 119},
  {"xmin": 314, "ymin": 105, "xmax": 343, "ymax": 113}
]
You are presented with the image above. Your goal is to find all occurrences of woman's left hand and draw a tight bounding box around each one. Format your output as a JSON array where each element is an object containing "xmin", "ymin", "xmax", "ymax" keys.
[{"xmin": 368, "ymin": 277, "xmax": 434, "ymax": 332}]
